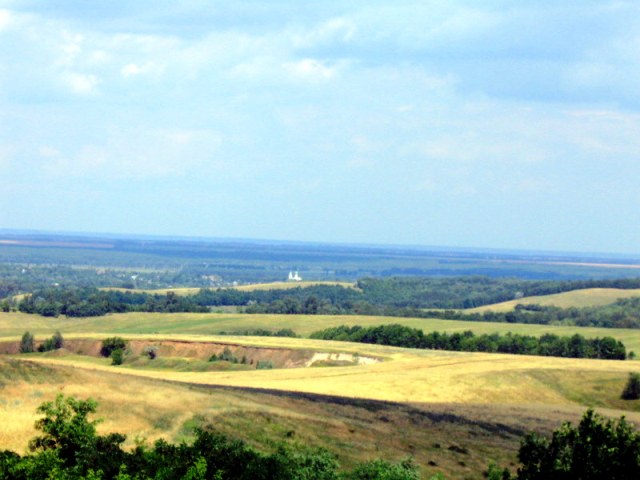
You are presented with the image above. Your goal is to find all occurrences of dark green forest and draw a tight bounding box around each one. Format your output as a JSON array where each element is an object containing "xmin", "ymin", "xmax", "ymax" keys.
[{"xmin": 10, "ymin": 277, "xmax": 640, "ymax": 330}]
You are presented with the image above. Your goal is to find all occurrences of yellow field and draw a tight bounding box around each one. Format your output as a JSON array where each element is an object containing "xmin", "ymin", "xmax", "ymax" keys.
[
  {"xmin": 12, "ymin": 335, "xmax": 639, "ymax": 405},
  {"xmin": 234, "ymin": 281, "xmax": 356, "ymax": 291},
  {"xmin": 468, "ymin": 288, "xmax": 640, "ymax": 313},
  {"xmin": 102, "ymin": 281, "xmax": 355, "ymax": 296}
]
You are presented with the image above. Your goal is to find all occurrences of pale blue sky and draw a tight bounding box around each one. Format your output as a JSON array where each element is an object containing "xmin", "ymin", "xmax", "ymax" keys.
[{"xmin": 1, "ymin": 1, "xmax": 639, "ymax": 254}]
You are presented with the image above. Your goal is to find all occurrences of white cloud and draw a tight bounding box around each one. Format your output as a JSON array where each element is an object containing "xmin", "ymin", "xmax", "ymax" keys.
[
  {"xmin": 0, "ymin": 9, "xmax": 11, "ymax": 31},
  {"xmin": 292, "ymin": 17, "xmax": 357, "ymax": 48},
  {"xmin": 61, "ymin": 72, "xmax": 100, "ymax": 94},
  {"xmin": 39, "ymin": 128, "xmax": 224, "ymax": 180},
  {"xmin": 121, "ymin": 61, "xmax": 163, "ymax": 78},
  {"xmin": 283, "ymin": 58, "xmax": 343, "ymax": 80}
]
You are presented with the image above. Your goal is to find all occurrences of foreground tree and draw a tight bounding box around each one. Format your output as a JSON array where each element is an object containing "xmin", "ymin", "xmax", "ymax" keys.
[
  {"xmin": 517, "ymin": 409, "xmax": 640, "ymax": 479},
  {"xmin": 621, "ymin": 372, "xmax": 640, "ymax": 400}
]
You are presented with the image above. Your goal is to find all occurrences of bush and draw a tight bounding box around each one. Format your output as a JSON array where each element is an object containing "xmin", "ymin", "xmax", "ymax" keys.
[
  {"xmin": 38, "ymin": 331, "xmax": 64, "ymax": 352},
  {"xmin": 110, "ymin": 348, "xmax": 124, "ymax": 366},
  {"xmin": 144, "ymin": 346, "xmax": 157, "ymax": 360},
  {"xmin": 20, "ymin": 331, "xmax": 35, "ymax": 353},
  {"xmin": 100, "ymin": 337, "xmax": 127, "ymax": 358},
  {"xmin": 256, "ymin": 360, "xmax": 274, "ymax": 370},
  {"xmin": 220, "ymin": 347, "xmax": 238, "ymax": 363},
  {"xmin": 622, "ymin": 372, "xmax": 640, "ymax": 400},
  {"xmin": 345, "ymin": 458, "xmax": 420, "ymax": 480}
]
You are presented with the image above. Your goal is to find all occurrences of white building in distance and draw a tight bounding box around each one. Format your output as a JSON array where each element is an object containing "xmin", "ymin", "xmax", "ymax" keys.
[{"xmin": 288, "ymin": 271, "xmax": 302, "ymax": 282}]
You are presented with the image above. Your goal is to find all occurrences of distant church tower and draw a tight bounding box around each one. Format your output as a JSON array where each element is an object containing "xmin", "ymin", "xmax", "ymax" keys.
[{"xmin": 288, "ymin": 271, "xmax": 302, "ymax": 282}]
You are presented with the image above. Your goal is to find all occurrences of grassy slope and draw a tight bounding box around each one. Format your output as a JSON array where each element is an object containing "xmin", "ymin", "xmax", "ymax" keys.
[
  {"xmin": 467, "ymin": 288, "xmax": 640, "ymax": 313},
  {"xmin": 0, "ymin": 356, "xmax": 581, "ymax": 480},
  {"xmin": 3, "ymin": 311, "xmax": 640, "ymax": 352}
]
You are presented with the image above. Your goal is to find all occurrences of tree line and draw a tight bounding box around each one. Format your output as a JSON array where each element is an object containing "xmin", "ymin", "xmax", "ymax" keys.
[
  {"xmin": 12, "ymin": 277, "xmax": 640, "ymax": 329},
  {"xmin": 309, "ymin": 324, "xmax": 628, "ymax": 360},
  {"xmin": 17, "ymin": 288, "xmax": 209, "ymax": 317}
]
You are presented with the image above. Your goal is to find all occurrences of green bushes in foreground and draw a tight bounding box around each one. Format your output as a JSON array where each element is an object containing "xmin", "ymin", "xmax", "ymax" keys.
[
  {"xmin": 310, "ymin": 324, "xmax": 627, "ymax": 360},
  {"xmin": 0, "ymin": 394, "xmax": 420, "ymax": 480}
]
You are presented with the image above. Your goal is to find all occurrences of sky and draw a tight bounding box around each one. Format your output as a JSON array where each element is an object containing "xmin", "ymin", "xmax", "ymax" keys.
[{"xmin": 1, "ymin": 1, "xmax": 640, "ymax": 254}]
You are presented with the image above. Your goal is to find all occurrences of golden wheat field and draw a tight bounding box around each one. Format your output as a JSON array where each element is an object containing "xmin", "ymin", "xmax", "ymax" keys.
[{"xmin": 467, "ymin": 287, "xmax": 640, "ymax": 313}]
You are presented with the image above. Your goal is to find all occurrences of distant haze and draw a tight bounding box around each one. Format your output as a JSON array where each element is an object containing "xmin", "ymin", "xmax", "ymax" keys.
[{"xmin": 1, "ymin": 1, "xmax": 639, "ymax": 255}]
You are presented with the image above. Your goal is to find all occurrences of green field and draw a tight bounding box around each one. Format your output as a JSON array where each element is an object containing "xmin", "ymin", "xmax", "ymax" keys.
[{"xmin": 3, "ymin": 310, "xmax": 640, "ymax": 353}]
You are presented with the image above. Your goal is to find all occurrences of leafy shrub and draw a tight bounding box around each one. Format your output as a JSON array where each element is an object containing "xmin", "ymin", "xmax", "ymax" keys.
[
  {"xmin": 622, "ymin": 372, "xmax": 640, "ymax": 400},
  {"xmin": 256, "ymin": 360, "xmax": 274, "ymax": 370},
  {"xmin": 110, "ymin": 348, "xmax": 124, "ymax": 366},
  {"xmin": 20, "ymin": 331, "xmax": 35, "ymax": 353},
  {"xmin": 100, "ymin": 337, "xmax": 127, "ymax": 357},
  {"xmin": 345, "ymin": 457, "xmax": 419, "ymax": 480},
  {"xmin": 37, "ymin": 331, "xmax": 64, "ymax": 352},
  {"xmin": 220, "ymin": 347, "xmax": 238, "ymax": 363}
]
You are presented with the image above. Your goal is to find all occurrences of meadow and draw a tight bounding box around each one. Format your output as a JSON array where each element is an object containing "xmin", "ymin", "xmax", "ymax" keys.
[{"xmin": 3, "ymin": 309, "xmax": 640, "ymax": 352}]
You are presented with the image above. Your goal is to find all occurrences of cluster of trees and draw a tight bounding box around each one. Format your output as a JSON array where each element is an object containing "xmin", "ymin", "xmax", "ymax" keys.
[
  {"xmin": 310, "ymin": 325, "xmax": 627, "ymax": 360},
  {"xmin": 0, "ymin": 394, "xmax": 420, "ymax": 479},
  {"xmin": 18, "ymin": 288, "xmax": 209, "ymax": 317},
  {"xmin": 20, "ymin": 331, "xmax": 64, "ymax": 354}
]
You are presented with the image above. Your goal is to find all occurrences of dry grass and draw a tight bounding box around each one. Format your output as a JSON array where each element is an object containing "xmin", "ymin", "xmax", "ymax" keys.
[
  {"xmin": 13, "ymin": 336, "xmax": 640, "ymax": 408},
  {"xmin": 468, "ymin": 288, "xmax": 640, "ymax": 313},
  {"xmin": 1, "ymin": 354, "xmax": 635, "ymax": 479}
]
